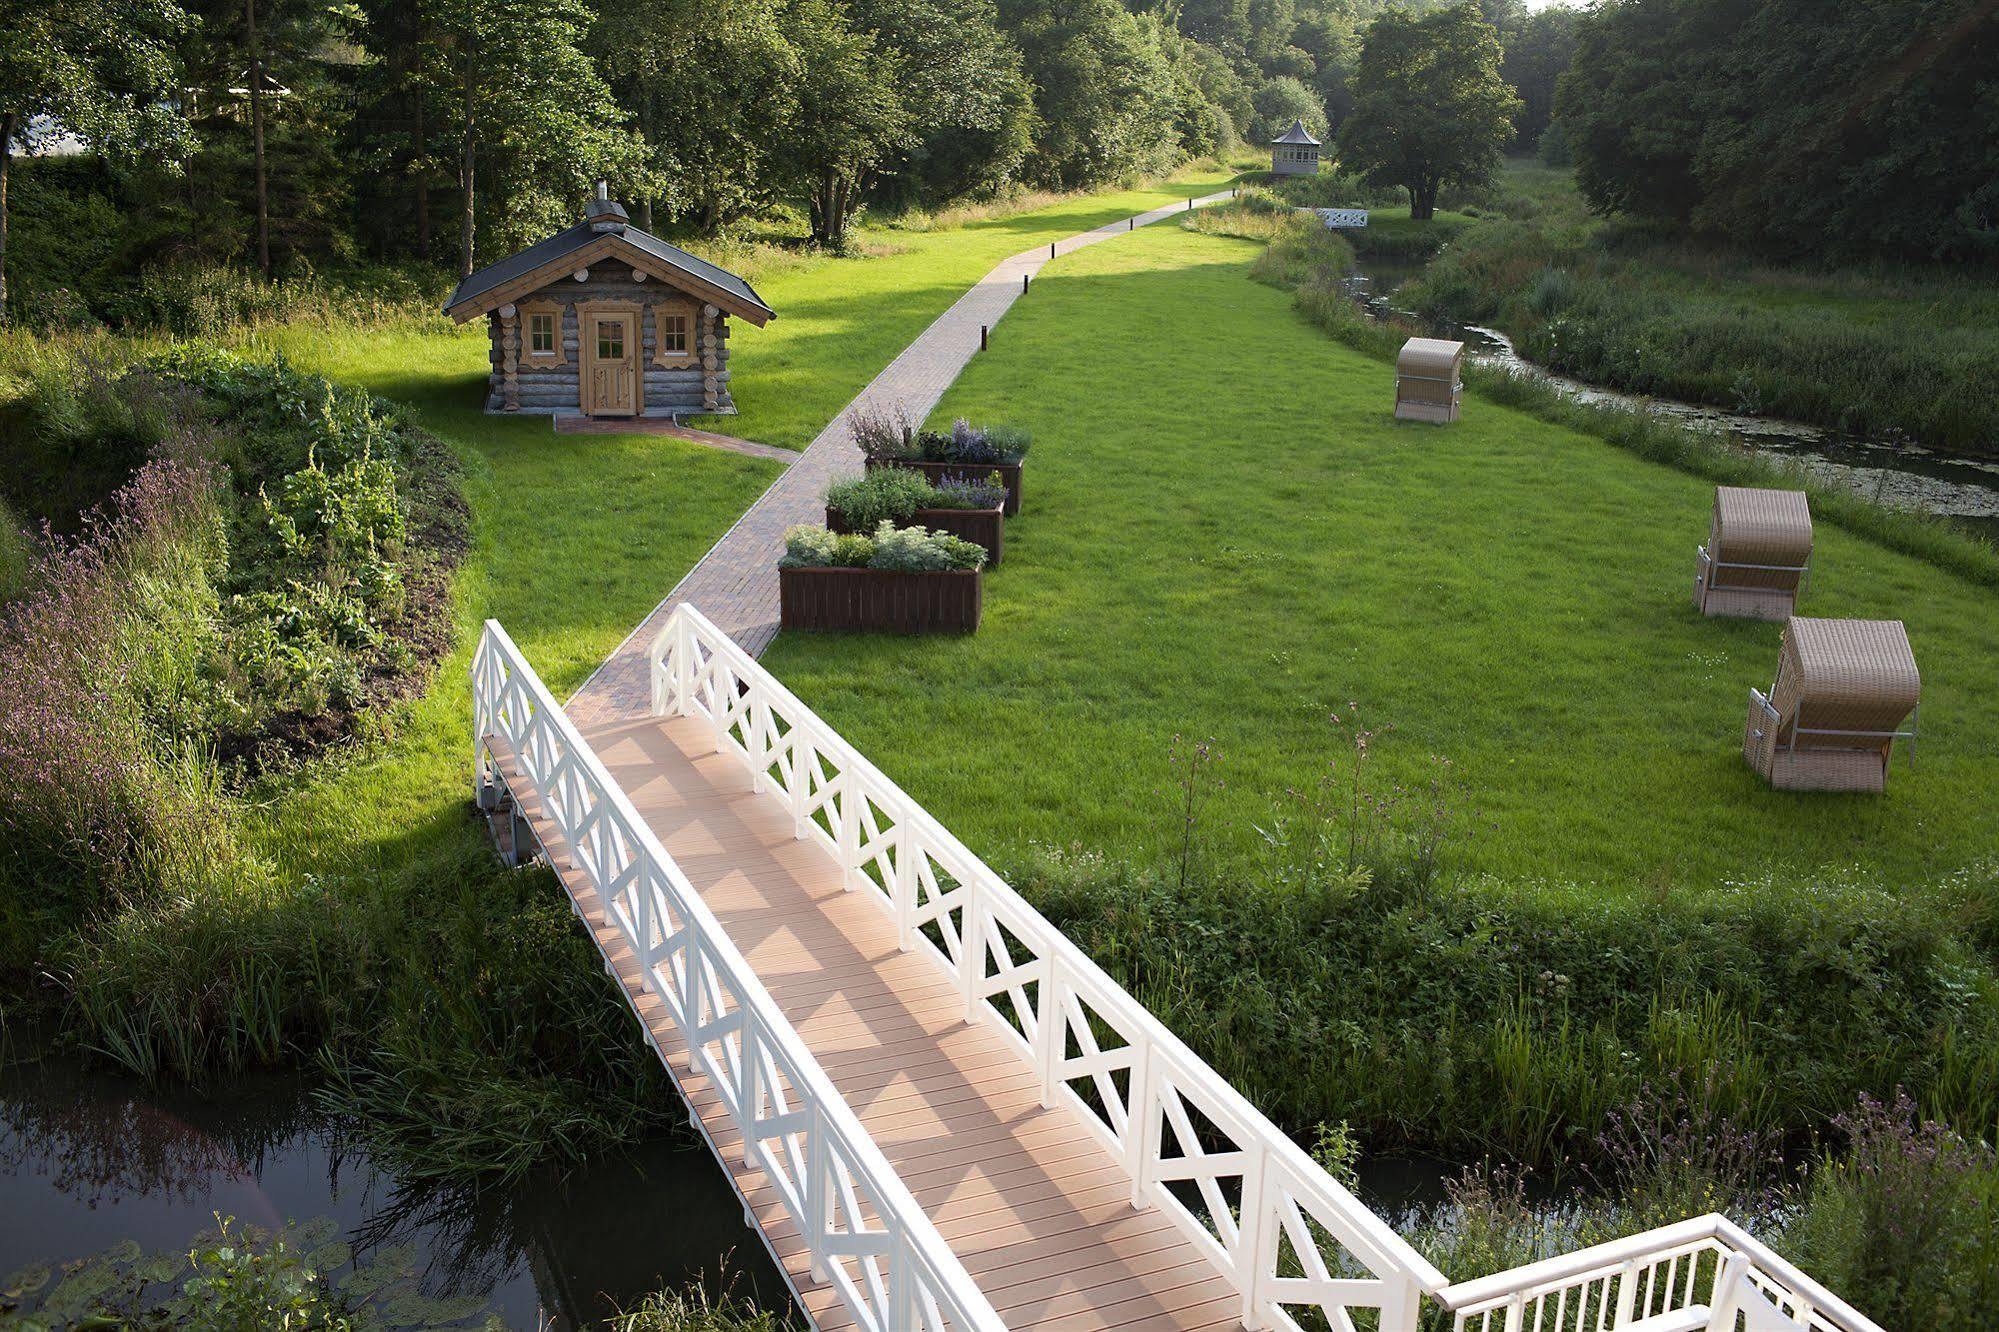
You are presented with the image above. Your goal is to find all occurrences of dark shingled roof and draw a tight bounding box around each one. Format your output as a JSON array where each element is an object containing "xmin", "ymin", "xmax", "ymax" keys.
[
  {"xmin": 444, "ymin": 221, "xmax": 773, "ymax": 322},
  {"xmin": 1273, "ymin": 118, "xmax": 1321, "ymax": 146}
]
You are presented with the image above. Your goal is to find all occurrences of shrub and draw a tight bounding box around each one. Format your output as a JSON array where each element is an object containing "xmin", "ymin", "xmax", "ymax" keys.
[
  {"xmin": 866, "ymin": 522, "xmax": 986, "ymax": 572},
  {"xmin": 911, "ymin": 418, "xmax": 1030, "ymax": 464},
  {"xmin": 929, "ymin": 473, "xmax": 1008, "ymax": 509},
  {"xmin": 825, "ymin": 468, "xmax": 934, "ymax": 529},
  {"xmin": 1780, "ymin": 1091, "xmax": 1999, "ymax": 1330},
  {"xmin": 848, "ymin": 403, "xmax": 918, "ymax": 461}
]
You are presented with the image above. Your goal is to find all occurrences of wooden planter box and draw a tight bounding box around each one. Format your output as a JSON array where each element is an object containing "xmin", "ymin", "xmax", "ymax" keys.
[
  {"xmin": 826, "ymin": 505, "xmax": 1005, "ymax": 567},
  {"xmin": 865, "ymin": 458, "xmax": 1023, "ymax": 516},
  {"xmin": 779, "ymin": 566, "xmax": 982, "ymax": 634}
]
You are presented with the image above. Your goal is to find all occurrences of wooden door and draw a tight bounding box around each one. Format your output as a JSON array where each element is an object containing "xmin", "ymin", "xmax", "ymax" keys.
[{"xmin": 583, "ymin": 311, "xmax": 639, "ymax": 416}]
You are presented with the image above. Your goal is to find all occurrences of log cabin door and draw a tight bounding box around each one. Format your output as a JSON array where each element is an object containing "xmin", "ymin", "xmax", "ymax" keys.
[{"xmin": 583, "ymin": 310, "xmax": 639, "ymax": 416}]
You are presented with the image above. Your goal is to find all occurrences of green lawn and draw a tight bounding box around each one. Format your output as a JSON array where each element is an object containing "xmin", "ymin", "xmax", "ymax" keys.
[
  {"xmin": 761, "ymin": 223, "xmax": 1999, "ymax": 892},
  {"xmin": 242, "ymin": 166, "xmax": 1245, "ymax": 879},
  {"xmin": 693, "ymin": 165, "xmax": 1246, "ymax": 447}
]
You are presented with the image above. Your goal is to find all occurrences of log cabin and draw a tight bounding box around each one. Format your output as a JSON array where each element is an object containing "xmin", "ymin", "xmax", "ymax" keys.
[{"xmin": 443, "ymin": 183, "xmax": 774, "ymax": 420}]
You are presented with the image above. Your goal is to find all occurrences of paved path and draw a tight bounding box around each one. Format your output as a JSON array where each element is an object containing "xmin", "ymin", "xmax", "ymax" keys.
[{"xmin": 568, "ymin": 189, "xmax": 1234, "ymax": 726}]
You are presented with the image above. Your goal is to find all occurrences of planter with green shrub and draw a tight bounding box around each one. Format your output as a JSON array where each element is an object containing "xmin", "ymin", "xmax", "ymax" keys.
[
  {"xmin": 824, "ymin": 468, "xmax": 1008, "ymax": 566},
  {"xmin": 778, "ymin": 523, "xmax": 987, "ymax": 633}
]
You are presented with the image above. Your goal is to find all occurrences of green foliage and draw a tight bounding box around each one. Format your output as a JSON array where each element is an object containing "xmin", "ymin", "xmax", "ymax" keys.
[
  {"xmin": 1397, "ymin": 173, "xmax": 1999, "ymax": 457},
  {"xmin": 611, "ymin": 1285, "xmax": 791, "ymax": 1332},
  {"xmin": 0, "ymin": 1214, "xmax": 504, "ymax": 1329},
  {"xmin": 1336, "ymin": 4, "xmax": 1520, "ymax": 220},
  {"xmin": 824, "ymin": 468, "xmax": 935, "ymax": 529},
  {"xmin": 1250, "ymin": 76, "xmax": 1328, "ymax": 145},
  {"xmin": 1557, "ymin": 0, "xmax": 1999, "ymax": 261},
  {"xmin": 865, "ymin": 520, "xmax": 986, "ymax": 571},
  {"xmin": 1781, "ymin": 1092, "xmax": 1999, "ymax": 1330}
]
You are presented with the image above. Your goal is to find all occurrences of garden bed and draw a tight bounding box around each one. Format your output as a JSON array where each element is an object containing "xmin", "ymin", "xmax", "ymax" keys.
[
  {"xmin": 779, "ymin": 566, "xmax": 982, "ymax": 633},
  {"xmin": 865, "ymin": 457, "xmax": 1023, "ymax": 515},
  {"xmin": 827, "ymin": 503, "xmax": 1004, "ymax": 565}
]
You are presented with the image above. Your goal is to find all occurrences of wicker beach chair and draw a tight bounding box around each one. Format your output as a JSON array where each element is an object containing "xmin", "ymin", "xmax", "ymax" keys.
[
  {"xmin": 1696, "ymin": 487, "xmax": 1812, "ymax": 620},
  {"xmin": 1744, "ymin": 618, "xmax": 1920, "ymax": 793}
]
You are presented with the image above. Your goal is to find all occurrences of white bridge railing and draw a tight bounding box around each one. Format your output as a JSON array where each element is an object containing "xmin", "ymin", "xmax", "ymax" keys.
[
  {"xmin": 647, "ymin": 603, "xmax": 1885, "ymax": 1332},
  {"xmin": 1434, "ymin": 1214, "xmax": 1883, "ymax": 1332},
  {"xmin": 653, "ymin": 605, "xmax": 1441, "ymax": 1331},
  {"xmin": 472, "ymin": 621, "xmax": 1005, "ymax": 1332}
]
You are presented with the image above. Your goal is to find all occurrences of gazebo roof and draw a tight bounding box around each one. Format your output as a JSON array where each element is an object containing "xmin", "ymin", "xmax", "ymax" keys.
[
  {"xmin": 445, "ymin": 216, "xmax": 774, "ymax": 326},
  {"xmin": 1273, "ymin": 118, "xmax": 1321, "ymax": 146}
]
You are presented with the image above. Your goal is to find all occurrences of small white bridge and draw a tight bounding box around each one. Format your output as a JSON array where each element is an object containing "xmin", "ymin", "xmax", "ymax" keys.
[{"xmin": 473, "ymin": 605, "xmax": 1882, "ymax": 1332}]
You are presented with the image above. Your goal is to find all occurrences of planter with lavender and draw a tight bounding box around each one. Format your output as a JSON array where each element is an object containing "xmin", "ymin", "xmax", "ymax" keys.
[
  {"xmin": 854, "ymin": 413, "xmax": 1030, "ymax": 515},
  {"xmin": 824, "ymin": 469, "xmax": 1008, "ymax": 566},
  {"xmin": 778, "ymin": 523, "xmax": 987, "ymax": 633}
]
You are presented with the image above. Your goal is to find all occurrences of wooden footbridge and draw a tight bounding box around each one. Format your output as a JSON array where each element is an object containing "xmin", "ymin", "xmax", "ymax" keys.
[{"xmin": 472, "ymin": 607, "xmax": 1880, "ymax": 1332}]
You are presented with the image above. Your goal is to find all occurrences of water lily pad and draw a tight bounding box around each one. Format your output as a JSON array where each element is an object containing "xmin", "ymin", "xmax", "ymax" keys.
[
  {"xmin": 42, "ymin": 1258, "xmax": 121, "ymax": 1316},
  {"xmin": 98, "ymin": 1239, "xmax": 142, "ymax": 1268},
  {"xmin": 135, "ymin": 1250, "xmax": 184, "ymax": 1284},
  {"xmin": 308, "ymin": 1242, "xmax": 353, "ymax": 1272},
  {"xmin": 295, "ymin": 1217, "xmax": 341, "ymax": 1248},
  {"xmin": 2, "ymin": 1265, "xmax": 50, "ymax": 1299},
  {"xmin": 380, "ymin": 1290, "xmax": 488, "ymax": 1326}
]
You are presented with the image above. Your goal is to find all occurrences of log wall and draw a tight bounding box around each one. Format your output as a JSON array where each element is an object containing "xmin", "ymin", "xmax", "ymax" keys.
[{"xmin": 483, "ymin": 271, "xmax": 734, "ymax": 417}]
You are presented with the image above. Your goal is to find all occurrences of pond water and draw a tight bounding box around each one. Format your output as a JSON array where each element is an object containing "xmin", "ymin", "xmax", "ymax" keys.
[
  {"xmin": 1342, "ymin": 261, "xmax": 1999, "ymax": 540},
  {"xmin": 0, "ymin": 1057, "xmax": 789, "ymax": 1328}
]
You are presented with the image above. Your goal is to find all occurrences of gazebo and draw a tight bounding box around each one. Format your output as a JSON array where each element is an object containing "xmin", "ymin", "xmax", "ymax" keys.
[
  {"xmin": 1744, "ymin": 617, "xmax": 1921, "ymax": 793},
  {"xmin": 1270, "ymin": 119, "xmax": 1322, "ymax": 176},
  {"xmin": 1695, "ymin": 487, "xmax": 1813, "ymax": 620},
  {"xmin": 443, "ymin": 182, "xmax": 774, "ymax": 421}
]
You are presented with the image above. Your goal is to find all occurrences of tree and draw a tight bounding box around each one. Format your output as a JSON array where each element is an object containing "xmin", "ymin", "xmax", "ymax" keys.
[
  {"xmin": 1250, "ymin": 75, "xmax": 1327, "ymax": 145},
  {"xmin": 1560, "ymin": 0, "xmax": 1999, "ymax": 261},
  {"xmin": 1554, "ymin": 0, "xmax": 1713, "ymax": 222},
  {"xmin": 849, "ymin": 0, "xmax": 1035, "ymax": 207},
  {"xmin": 782, "ymin": 0, "xmax": 909, "ymax": 245},
  {"xmin": 591, "ymin": 0, "xmax": 799, "ymax": 231},
  {"xmin": 1335, "ymin": 3, "xmax": 1518, "ymax": 220},
  {"xmin": 1500, "ymin": 5, "xmax": 1578, "ymax": 151},
  {"xmin": 997, "ymin": 0, "xmax": 1181, "ymax": 187},
  {"xmin": 424, "ymin": 0, "xmax": 642, "ymax": 274},
  {"xmin": 0, "ymin": 0, "xmax": 187, "ymax": 320}
]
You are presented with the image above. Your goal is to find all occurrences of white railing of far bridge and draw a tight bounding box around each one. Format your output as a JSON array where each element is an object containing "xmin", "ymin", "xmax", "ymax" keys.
[{"xmin": 472, "ymin": 620, "xmax": 1005, "ymax": 1332}]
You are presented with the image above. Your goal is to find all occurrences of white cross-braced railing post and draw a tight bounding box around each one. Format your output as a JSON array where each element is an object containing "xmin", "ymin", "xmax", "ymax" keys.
[
  {"xmin": 648, "ymin": 604, "xmax": 1888, "ymax": 1332},
  {"xmin": 472, "ymin": 621, "xmax": 1004, "ymax": 1332}
]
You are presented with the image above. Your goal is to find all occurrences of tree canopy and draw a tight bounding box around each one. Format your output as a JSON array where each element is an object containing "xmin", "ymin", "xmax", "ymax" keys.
[
  {"xmin": 1558, "ymin": 0, "xmax": 1999, "ymax": 261},
  {"xmin": 1336, "ymin": 3, "xmax": 1519, "ymax": 220}
]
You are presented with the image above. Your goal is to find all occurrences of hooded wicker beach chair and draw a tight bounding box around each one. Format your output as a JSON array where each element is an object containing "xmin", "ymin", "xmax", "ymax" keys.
[
  {"xmin": 1695, "ymin": 487, "xmax": 1812, "ymax": 620},
  {"xmin": 1744, "ymin": 618, "xmax": 1920, "ymax": 793}
]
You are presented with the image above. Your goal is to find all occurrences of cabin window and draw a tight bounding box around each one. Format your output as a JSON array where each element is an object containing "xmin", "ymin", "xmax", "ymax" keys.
[
  {"xmin": 597, "ymin": 320, "xmax": 625, "ymax": 361},
  {"xmin": 660, "ymin": 312, "xmax": 689, "ymax": 354},
  {"xmin": 520, "ymin": 300, "xmax": 565, "ymax": 365}
]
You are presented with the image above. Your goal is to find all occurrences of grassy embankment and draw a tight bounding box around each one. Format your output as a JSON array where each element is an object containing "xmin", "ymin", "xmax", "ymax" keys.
[
  {"xmin": 0, "ymin": 165, "xmax": 1248, "ymax": 1178},
  {"xmin": 761, "ymin": 220, "xmax": 1999, "ymax": 1162},
  {"xmin": 1391, "ymin": 162, "xmax": 1999, "ymax": 455}
]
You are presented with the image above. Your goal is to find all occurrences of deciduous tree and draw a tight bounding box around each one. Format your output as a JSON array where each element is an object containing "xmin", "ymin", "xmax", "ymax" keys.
[
  {"xmin": 0, "ymin": 0, "xmax": 188, "ymax": 320},
  {"xmin": 1336, "ymin": 3, "xmax": 1518, "ymax": 220}
]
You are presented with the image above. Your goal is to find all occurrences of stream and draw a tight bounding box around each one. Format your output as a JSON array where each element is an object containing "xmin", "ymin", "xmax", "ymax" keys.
[
  {"xmin": 1343, "ymin": 260, "xmax": 1999, "ymax": 540},
  {"xmin": 0, "ymin": 1057, "xmax": 789, "ymax": 1328}
]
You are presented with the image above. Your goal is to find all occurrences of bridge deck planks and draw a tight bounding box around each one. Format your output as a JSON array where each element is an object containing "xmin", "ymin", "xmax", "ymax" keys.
[{"xmin": 491, "ymin": 713, "xmax": 1246, "ymax": 1331}]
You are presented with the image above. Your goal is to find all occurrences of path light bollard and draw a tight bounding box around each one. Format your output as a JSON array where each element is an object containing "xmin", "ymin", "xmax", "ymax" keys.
[
  {"xmin": 1187, "ymin": 197, "xmax": 1193, "ymax": 211},
  {"xmin": 1050, "ymin": 242, "xmax": 1056, "ymax": 259},
  {"xmin": 1023, "ymin": 274, "xmax": 1029, "ymax": 294},
  {"xmin": 980, "ymin": 324, "xmax": 988, "ymax": 352},
  {"xmin": 1128, "ymin": 218, "xmax": 1133, "ymax": 231}
]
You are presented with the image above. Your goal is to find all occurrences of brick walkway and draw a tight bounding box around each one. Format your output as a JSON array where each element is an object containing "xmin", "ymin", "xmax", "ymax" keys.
[{"xmin": 567, "ymin": 190, "xmax": 1235, "ymax": 726}]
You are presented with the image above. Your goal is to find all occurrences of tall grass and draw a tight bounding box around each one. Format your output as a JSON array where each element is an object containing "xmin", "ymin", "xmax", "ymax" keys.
[{"xmin": 1399, "ymin": 209, "xmax": 1999, "ymax": 455}]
